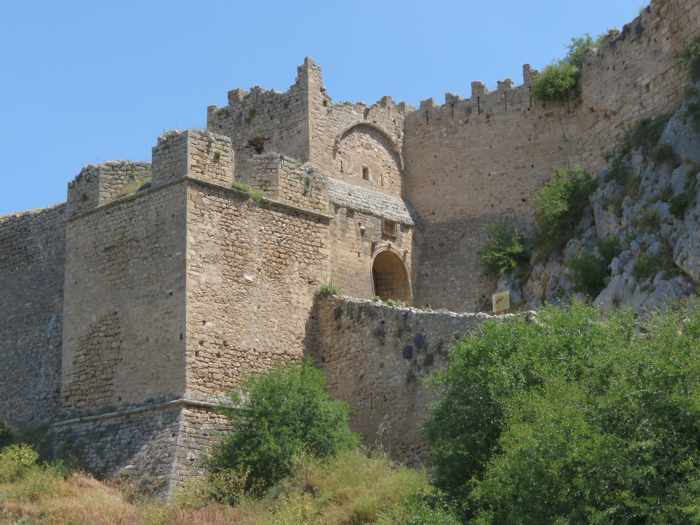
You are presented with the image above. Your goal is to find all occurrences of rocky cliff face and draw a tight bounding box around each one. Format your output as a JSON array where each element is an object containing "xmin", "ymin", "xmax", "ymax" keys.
[{"xmin": 517, "ymin": 85, "xmax": 700, "ymax": 312}]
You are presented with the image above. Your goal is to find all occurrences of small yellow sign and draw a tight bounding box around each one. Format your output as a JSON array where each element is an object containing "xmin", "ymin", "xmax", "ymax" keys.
[{"xmin": 492, "ymin": 291, "xmax": 510, "ymax": 314}]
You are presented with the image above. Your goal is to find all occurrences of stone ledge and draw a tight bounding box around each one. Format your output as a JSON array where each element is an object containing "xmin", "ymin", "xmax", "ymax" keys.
[
  {"xmin": 66, "ymin": 176, "xmax": 333, "ymax": 223},
  {"xmin": 52, "ymin": 398, "xmax": 220, "ymax": 427}
]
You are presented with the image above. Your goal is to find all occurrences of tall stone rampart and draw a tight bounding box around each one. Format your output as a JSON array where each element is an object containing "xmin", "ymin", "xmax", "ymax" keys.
[
  {"xmin": 0, "ymin": 205, "xmax": 65, "ymax": 430},
  {"xmin": 405, "ymin": 0, "xmax": 700, "ymax": 311}
]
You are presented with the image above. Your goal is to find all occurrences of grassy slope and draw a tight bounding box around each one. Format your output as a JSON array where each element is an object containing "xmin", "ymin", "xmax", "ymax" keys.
[{"xmin": 0, "ymin": 450, "xmax": 431, "ymax": 525}]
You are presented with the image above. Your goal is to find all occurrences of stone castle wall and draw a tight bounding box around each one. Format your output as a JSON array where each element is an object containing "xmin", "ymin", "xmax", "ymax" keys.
[
  {"xmin": 246, "ymin": 154, "xmax": 329, "ymax": 214},
  {"xmin": 313, "ymin": 296, "xmax": 495, "ymax": 462},
  {"xmin": 61, "ymin": 182, "xmax": 188, "ymax": 416},
  {"xmin": 405, "ymin": 0, "xmax": 700, "ymax": 311},
  {"xmin": 306, "ymin": 59, "xmax": 409, "ymax": 197},
  {"xmin": 185, "ymin": 180, "xmax": 331, "ymax": 403},
  {"xmin": 207, "ymin": 60, "xmax": 312, "ymax": 182},
  {"xmin": 0, "ymin": 205, "xmax": 65, "ymax": 430},
  {"xmin": 0, "ymin": 0, "xmax": 698, "ymax": 495},
  {"xmin": 328, "ymin": 181, "xmax": 414, "ymax": 299},
  {"xmin": 66, "ymin": 161, "xmax": 152, "ymax": 218}
]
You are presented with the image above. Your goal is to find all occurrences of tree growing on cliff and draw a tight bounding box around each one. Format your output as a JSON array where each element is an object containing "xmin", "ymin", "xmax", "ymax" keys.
[
  {"xmin": 533, "ymin": 166, "xmax": 597, "ymax": 256},
  {"xmin": 207, "ymin": 361, "xmax": 359, "ymax": 498}
]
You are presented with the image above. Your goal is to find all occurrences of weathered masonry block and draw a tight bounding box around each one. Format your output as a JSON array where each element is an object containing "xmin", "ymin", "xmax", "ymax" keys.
[
  {"xmin": 152, "ymin": 129, "xmax": 234, "ymax": 188},
  {"xmin": 312, "ymin": 296, "xmax": 498, "ymax": 463},
  {"xmin": 0, "ymin": 205, "xmax": 65, "ymax": 429},
  {"xmin": 67, "ymin": 161, "xmax": 151, "ymax": 218}
]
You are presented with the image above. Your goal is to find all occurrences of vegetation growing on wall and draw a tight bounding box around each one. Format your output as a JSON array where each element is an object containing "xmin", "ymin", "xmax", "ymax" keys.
[
  {"xmin": 532, "ymin": 62, "xmax": 580, "ymax": 103},
  {"xmin": 532, "ymin": 34, "xmax": 602, "ymax": 103},
  {"xmin": 425, "ymin": 302, "xmax": 700, "ymax": 523},
  {"xmin": 231, "ymin": 180, "xmax": 264, "ymax": 204},
  {"xmin": 479, "ymin": 220, "xmax": 530, "ymax": 278},
  {"xmin": 533, "ymin": 167, "xmax": 597, "ymax": 257},
  {"xmin": 317, "ymin": 283, "xmax": 342, "ymax": 297}
]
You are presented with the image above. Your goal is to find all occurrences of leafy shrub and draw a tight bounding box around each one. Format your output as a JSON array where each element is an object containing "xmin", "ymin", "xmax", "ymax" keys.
[
  {"xmin": 566, "ymin": 34, "xmax": 598, "ymax": 69},
  {"xmin": 598, "ymin": 236, "xmax": 622, "ymax": 263},
  {"xmin": 203, "ymin": 468, "xmax": 250, "ymax": 506},
  {"xmin": 567, "ymin": 238, "xmax": 620, "ymax": 299},
  {"xmin": 622, "ymin": 114, "xmax": 670, "ymax": 157},
  {"xmin": 378, "ymin": 297, "xmax": 406, "ymax": 308},
  {"xmin": 633, "ymin": 243, "xmax": 679, "ymax": 281},
  {"xmin": 378, "ymin": 492, "xmax": 462, "ymax": 525},
  {"xmin": 532, "ymin": 61, "xmax": 580, "ymax": 102},
  {"xmin": 651, "ymin": 143, "xmax": 679, "ymax": 166},
  {"xmin": 479, "ymin": 220, "xmax": 530, "ymax": 277},
  {"xmin": 606, "ymin": 154, "xmax": 631, "ymax": 184},
  {"xmin": 568, "ymin": 253, "xmax": 609, "ymax": 298},
  {"xmin": 671, "ymin": 192, "xmax": 693, "ymax": 218},
  {"xmin": 231, "ymin": 180, "xmax": 264, "ymax": 204},
  {"xmin": 532, "ymin": 34, "xmax": 601, "ymax": 103},
  {"xmin": 207, "ymin": 362, "xmax": 359, "ymax": 497},
  {"xmin": 678, "ymin": 35, "xmax": 700, "ymax": 83},
  {"xmin": 660, "ymin": 184, "xmax": 674, "ymax": 202},
  {"xmin": 624, "ymin": 171, "xmax": 641, "ymax": 199},
  {"xmin": 0, "ymin": 443, "xmax": 39, "ymax": 483},
  {"xmin": 425, "ymin": 302, "xmax": 700, "ymax": 523},
  {"xmin": 534, "ymin": 167, "xmax": 597, "ymax": 256},
  {"xmin": 317, "ymin": 283, "xmax": 342, "ymax": 297},
  {"xmin": 635, "ymin": 208, "xmax": 662, "ymax": 233}
]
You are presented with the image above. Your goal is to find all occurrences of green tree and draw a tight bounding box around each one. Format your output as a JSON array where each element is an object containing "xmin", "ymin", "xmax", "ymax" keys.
[
  {"xmin": 207, "ymin": 361, "xmax": 359, "ymax": 497},
  {"xmin": 479, "ymin": 220, "xmax": 530, "ymax": 277},
  {"xmin": 532, "ymin": 61, "xmax": 580, "ymax": 102},
  {"xmin": 425, "ymin": 302, "xmax": 700, "ymax": 523},
  {"xmin": 534, "ymin": 167, "xmax": 597, "ymax": 256}
]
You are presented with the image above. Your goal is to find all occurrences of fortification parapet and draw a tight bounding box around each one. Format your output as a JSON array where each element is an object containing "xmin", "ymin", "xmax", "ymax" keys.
[
  {"xmin": 66, "ymin": 161, "xmax": 151, "ymax": 218},
  {"xmin": 243, "ymin": 153, "xmax": 328, "ymax": 215},
  {"xmin": 152, "ymin": 129, "xmax": 234, "ymax": 188},
  {"xmin": 207, "ymin": 58, "xmax": 313, "ymax": 177}
]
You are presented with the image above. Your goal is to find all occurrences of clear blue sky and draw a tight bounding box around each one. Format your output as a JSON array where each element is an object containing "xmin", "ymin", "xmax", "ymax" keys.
[{"xmin": 0, "ymin": 0, "xmax": 646, "ymax": 214}]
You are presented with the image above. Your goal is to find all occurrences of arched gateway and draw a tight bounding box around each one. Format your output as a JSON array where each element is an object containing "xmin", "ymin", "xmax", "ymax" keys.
[{"xmin": 372, "ymin": 250, "xmax": 412, "ymax": 304}]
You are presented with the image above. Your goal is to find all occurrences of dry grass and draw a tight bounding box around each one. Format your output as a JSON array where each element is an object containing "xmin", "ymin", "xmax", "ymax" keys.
[
  {"xmin": 0, "ymin": 469, "xmax": 136, "ymax": 525},
  {"xmin": 0, "ymin": 450, "xmax": 429, "ymax": 525},
  {"xmin": 240, "ymin": 449, "xmax": 430, "ymax": 525}
]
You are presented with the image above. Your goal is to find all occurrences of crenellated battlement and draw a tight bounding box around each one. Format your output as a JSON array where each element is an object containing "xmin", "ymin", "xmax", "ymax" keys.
[
  {"xmin": 66, "ymin": 130, "xmax": 234, "ymax": 219},
  {"xmin": 244, "ymin": 153, "xmax": 329, "ymax": 215},
  {"xmin": 152, "ymin": 129, "xmax": 234, "ymax": 188},
  {"xmin": 66, "ymin": 161, "xmax": 151, "ymax": 218},
  {"xmin": 411, "ymin": 63, "xmax": 538, "ymax": 130}
]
